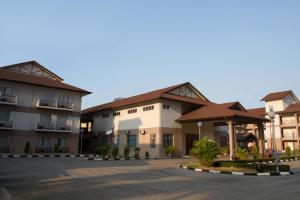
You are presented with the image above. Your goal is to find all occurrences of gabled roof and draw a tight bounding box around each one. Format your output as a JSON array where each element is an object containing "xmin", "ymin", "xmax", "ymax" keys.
[
  {"xmin": 177, "ymin": 102, "xmax": 269, "ymax": 123},
  {"xmin": 0, "ymin": 62, "xmax": 91, "ymax": 95},
  {"xmin": 261, "ymin": 90, "xmax": 298, "ymax": 102},
  {"xmin": 82, "ymin": 82, "xmax": 210, "ymax": 115},
  {"xmin": 247, "ymin": 107, "xmax": 266, "ymax": 117},
  {"xmin": 1, "ymin": 60, "xmax": 63, "ymax": 81},
  {"xmin": 277, "ymin": 103, "xmax": 300, "ymax": 114}
]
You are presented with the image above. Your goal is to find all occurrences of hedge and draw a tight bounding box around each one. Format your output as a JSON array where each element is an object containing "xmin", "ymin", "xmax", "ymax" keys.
[{"xmin": 213, "ymin": 161, "xmax": 290, "ymax": 172}]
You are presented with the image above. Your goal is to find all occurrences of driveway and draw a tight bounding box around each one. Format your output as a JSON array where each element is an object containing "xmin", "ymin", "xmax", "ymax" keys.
[{"xmin": 0, "ymin": 158, "xmax": 300, "ymax": 200}]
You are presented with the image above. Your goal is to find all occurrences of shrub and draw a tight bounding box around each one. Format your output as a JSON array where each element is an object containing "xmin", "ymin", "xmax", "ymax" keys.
[
  {"xmin": 145, "ymin": 151, "xmax": 150, "ymax": 159},
  {"xmin": 236, "ymin": 148, "xmax": 248, "ymax": 160},
  {"xmin": 24, "ymin": 142, "xmax": 31, "ymax": 154},
  {"xmin": 252, "ymin": 145, "xmax": 259, "ymax": 159},
  {"xmin": 124, "ymin": 146, "xmax": 130, "ymax": 160},
  {"xmin": 95, "ymin": 145, "xmax": 111, "ymax": 158},
  {"xmin": 165, "ymin": 146, "xmax": 176, "ymax": 158},
  {"xmin": 134, "ymin": 147, "xmax": 141, "ymax": 159},
  {"xmin": 112, "ymin": 147, "xmax": 119, "ymax": 159},
  {"xmin": 190, "ymin": 137, "xmax": 220, "ymax": 166},
  {"xmin": 285, "ymin": 146, "xmax": 292, "ymax": 157},
  {"xmin": 53, "ymin": 144, "xmax": 59, "ymax": 153},
  {"xmin": 223, "ymin": 146, "xmax": 230, "ymax": 155}
]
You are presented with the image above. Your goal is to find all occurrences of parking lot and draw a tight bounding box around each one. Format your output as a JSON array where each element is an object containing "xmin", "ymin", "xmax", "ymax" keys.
[{"xmin": 1, "ymin": 158, "xmax": 300, "ymax": 200}]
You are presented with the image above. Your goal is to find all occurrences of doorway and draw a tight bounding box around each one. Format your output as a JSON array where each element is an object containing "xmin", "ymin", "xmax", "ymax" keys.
[{"xmin": 186, "ymin": 134, "xmax": 199, "ymax": 155}]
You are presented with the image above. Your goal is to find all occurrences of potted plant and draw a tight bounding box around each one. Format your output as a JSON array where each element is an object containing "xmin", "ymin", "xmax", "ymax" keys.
[
  {"xmin": 134, "ymin": 147, "xmax": 140, "ymax": 159},
  {"xmin": 24, "ymin": 142, "xmax": 31, "ymax": 154},
  {"xmin": 124, "ymin": 146, "xmax": 130, "ymax": 160},
  {"xmin": 145, "ymin": 151, "xmax": 150, "ymax": 159},
  {"xmin": 165, "ymin": 146, "xmax": 176, "ymax": 158}
]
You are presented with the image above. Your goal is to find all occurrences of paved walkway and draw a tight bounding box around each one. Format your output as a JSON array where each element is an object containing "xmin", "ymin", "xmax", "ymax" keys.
[{"xmin": 0, "ymin": 158, "xmax": 300, "ymax": 200}]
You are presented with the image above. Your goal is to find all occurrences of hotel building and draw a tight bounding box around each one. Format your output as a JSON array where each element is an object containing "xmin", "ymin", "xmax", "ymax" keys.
[
  {"xmin": 81, "ymin": 82, "xmax": 267, "ymax": 159},
  {"xmin": 0, "ymin": 61, "xmax": 90, "ymax": 154}
]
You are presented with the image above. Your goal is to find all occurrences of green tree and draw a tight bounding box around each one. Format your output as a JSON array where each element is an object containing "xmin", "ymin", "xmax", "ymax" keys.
[
  {"xmin": 236, "ymin": 148, "xmax": 248, "ymax": 160},
  {"xmin": 112, "ymin": 147, "xmax": 119, "ymax": 159},
  {"xmin": 252, "ymin": 145, "xmax": 259, "ymax": 160},
  {"xmin": 124, "ymin": 146, "xmax": 130, "ymax": 160},
  {"xmin": 190, "ymin": 137, "xmax": 220, "ymax": 166},
  {"xmin": 285, "ymin": 146, "xmax": 292, "ymax": 157}
]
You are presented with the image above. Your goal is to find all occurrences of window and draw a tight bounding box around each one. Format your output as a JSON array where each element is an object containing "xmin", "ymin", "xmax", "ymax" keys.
[
  {"xmin": 40, "ymin": 114, "xmax": 51, "ymax": 124},
  {"xmin": 57, "ymin": 138, "xmax": 66, "ymax": 147},
  {"xmin": 143, "ymin": 105, "xmax": 154, "ymax": 112},
  {"xmin": 39, "ymin": 137, "xmax": 49, "ymax": 147},
  {"xmin": 127, "ymin": 135, "xmax": 136, "ymax": 147},
  {"xmin": 128, "ymin": 108, "xmax": 137, "ymax": 114},
  {"xmin": 150, "ymin": 134, "xmax": 156, "ymax": 148},
  {"xmin": 0, "ymin": 136, "xmax": 8, "ymax": 146},
  {"xmin": 57, "ymin": 115, "xmax": 68, "ymax": 125},
  {"xmin": 0, "ymin": 86, "xmax": 13, "ymax": 97},
  {"xmin": 0, "ymin": 111, "xmax": 10, "ymax": 121},
  {"xmin": 163, "ymin": 104, "xmax": 170, "ymax": 110},
  {"xmin": 219, "ymin": 136, "xmax": 227, "ymax": 148},
  {"xmin": 59, "ymin": 95, "xmax": 70, "ymax": 104},
  {"xmin": 102, "ymin": 114, "xmax": 109, "ymax": 118},
  {"xmin": 113, "ymin": 111, "xmax": 120, "ymax": 117},
  {"xmin": 162, "ymin": 134, "xmax": 174, "ymax": 148}
]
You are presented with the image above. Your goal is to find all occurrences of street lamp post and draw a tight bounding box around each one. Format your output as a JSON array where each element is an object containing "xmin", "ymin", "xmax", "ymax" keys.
[
  {"xmin": 197, "ymin": 122, "xmax": 203, "ymax": 141},
  {"xmin": 268, "ymin": 107, "xmax": 279, "ymax": 173}
]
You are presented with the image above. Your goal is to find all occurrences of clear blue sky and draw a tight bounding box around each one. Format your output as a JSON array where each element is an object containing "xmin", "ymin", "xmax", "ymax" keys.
[{"xmin": 1, "ymin": 1, "xmax": 299, "ymax": 109}]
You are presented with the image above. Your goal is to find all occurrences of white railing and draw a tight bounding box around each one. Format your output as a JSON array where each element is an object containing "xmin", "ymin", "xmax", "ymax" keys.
[
  {"xmin": 37, "ymin": 99, "xmax": 73, "ymax": 111},
  {"xmin": 281, "ymin": 120, "xmax": 297, "ymax": 126},
  {"xmin": 36, "ymin": 122, "xmax": 72, "ymax": 132},
  {"xmin": 0, "ymin": 95, "xmax": 17, "ymax": 105},
  {"xmin": 0, "ymin": 120, "xmax": 14, "ymax": 130}
]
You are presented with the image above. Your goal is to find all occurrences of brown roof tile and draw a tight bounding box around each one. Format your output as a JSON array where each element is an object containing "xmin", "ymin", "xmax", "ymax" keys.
[
  {"xmin": 0, "ymin": 68, "xmax": 91, "ymax": 94},
  {"xmin": 81, "ymin": 82, "xmax": 209, "ymax": 114},
  {"xmin": 247, "ymin": 107, "xmax": 266, "ymax": 116},
  {"xmin": 261, "ymin": 91, "xmax": 293, "ymax": 102}
]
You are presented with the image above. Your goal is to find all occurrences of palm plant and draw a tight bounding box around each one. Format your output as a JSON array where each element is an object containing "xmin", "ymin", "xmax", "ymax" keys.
[
  {"xmin": 236, "ymin": 148, "xmax": 248, "ymax": 160},
  {"xmin": 190, "ymin": 137, "xmax": 220, "ymax": 166}
]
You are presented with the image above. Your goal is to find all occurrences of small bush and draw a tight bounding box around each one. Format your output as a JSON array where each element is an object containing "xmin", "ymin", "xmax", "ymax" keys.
[
  {"xmin": 112, "ymin": 147, "xmax": 119, "ymax": 159},
  {"xmin": 252, "ymin": 145, "xmax": 259, "ymax": 159},
  {"xmin": 190, "ymin": 137, "xmax": 220, "ymax": 166},
  {"xmin": 145, "ymin": 151, "xmax": 150, "ymax": 159},
  {"xmin": 223, "ymin": 146, "xmax": 230, "ymax": 155},
  {"xmin": 134, "ymin": 147, "xmax": 141, "ymax": 159},
  {"xmin": 285, "ymin": 146, "xmax": 292, "ymax": 157},
  {"xmin": 165, "ymin": 146, "xmax": 176, "ymax": 157},
  {"xmin": 95, "ymin": 145, "xmax": 111, "ymax": 158},
  {"xmin": 24, "ymin": 142, "xmax": 31, "ymax": 154},
  {"xmin": 53, "ymin": 144, "xmax": 59, "ymax": 153},
  {"xmin": 124, "ymin": 146, "xmax": 130, "ymax": 160},
  {"xmin": 236, "ymin": 148, "xmax": 248, "ymax": 160}
]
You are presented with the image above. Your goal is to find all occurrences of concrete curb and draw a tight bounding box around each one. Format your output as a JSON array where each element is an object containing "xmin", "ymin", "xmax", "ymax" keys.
[
  {"xmin": 0, "ymin": 154, "xmax": 100, "ymax": 158},
  {"xmin": 248, "ymin": 158, "xmax": 299, "ymax": 165},
  {"xmin": 178, "ymin": 164, "xmax": 295, "ymax": 176}
]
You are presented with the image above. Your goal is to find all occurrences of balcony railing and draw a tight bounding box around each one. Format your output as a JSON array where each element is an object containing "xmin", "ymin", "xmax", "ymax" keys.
[
  {"xmin": 0, "ymin": 121, "xmax": 14, "ymax": 130},
  {"xmin": 282, "ymin": 134, "xmax": 297, "ymax": 140},
  {"xmin": 36, "ymin": 122, "xmax": 72, "ymax": 132},
  {"xmin": 37, "ymin": 99, "xmax": 74, "ymax": 111},
  {"xmin": 281, "ymin": 120, "xmax": 297, "ymax": 126},
  {"xmin": 0, "ymin": 95, "xmax": 17, "ymax": 105}
]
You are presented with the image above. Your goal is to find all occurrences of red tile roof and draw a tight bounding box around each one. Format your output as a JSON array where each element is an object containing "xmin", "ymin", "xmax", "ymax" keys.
[
  {"xmin": 81, "ymin": 82, "xmax": 209, "ymax": 114},
  {"xmin": 177, "ymin": 102, "xmax": 269, "ymax": 123},
  {"xmin": 277, "ymin": 103, "xmax": 300, "ymax": 114},
  {"xmin": 247, "ymin": 107, "xmax": 266, "ymax": 116},
  {"xmin": 0, "ymin": 68, "xmax": 91, "ymax": 94},
  {"xmin": 261, "ymin": 91, "xmax": 293, "ymax": 102}
]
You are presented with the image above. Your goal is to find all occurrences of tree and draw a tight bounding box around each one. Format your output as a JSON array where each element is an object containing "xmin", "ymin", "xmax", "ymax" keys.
[
  {"xmin": 285, "ymin": 146, "xmax": 292, "ymax": 157},
  {"xmin": 190, "ymin": 137, "xmax": 220, "ymax": 166},
  {"xmin": 236, "ymin": 148, "xmax": 248, "ymax": 160}
]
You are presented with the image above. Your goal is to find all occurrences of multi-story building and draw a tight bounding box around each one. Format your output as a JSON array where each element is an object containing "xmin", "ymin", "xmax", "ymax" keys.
[
  {"xmin": 247, "ymin": 90, "xmax": 300, "ymax": 151},
  {"xmin": 0, "ymin": 61, "xmax": 90, "ymax": 154},
  {"xmin": 81, "ymin": 82, "xmax": 267, "ymax": 159}
]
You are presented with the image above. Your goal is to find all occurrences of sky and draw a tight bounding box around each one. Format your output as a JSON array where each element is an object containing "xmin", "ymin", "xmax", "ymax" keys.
[{"xmin": 0, "ymin": 1, "xmax": 299, "ymax": 109}]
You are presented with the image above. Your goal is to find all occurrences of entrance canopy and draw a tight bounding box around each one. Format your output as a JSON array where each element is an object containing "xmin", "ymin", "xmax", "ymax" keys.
[{"xmin": 177, "ymin": 102, "xmax": 269, "ymax": 124}]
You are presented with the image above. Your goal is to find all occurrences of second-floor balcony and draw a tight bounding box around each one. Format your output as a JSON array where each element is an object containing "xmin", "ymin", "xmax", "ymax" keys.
[
  {"xmin": 0, "ymin": 95, "xmax": 17, "ymax": 105},
  {"xmin": 0, "ymin": 120, "xmax": 14, "ymax": 130},
  {"xmin": 37, "ymin": 99, "xmax": 74, "ymax": 111},
  {"xmin": 281, "ymin": 120, "xmax": 297, "ymax": 127},
  {"xmin": 36, "ymin": 122, "xmax": 72, "ymax": 133},
  {"xmin": 282, "ymin": 133, "xmax": 297, "ymax": 141}
]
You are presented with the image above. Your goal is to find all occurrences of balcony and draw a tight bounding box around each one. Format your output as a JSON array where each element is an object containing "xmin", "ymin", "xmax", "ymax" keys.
[
  {"xmin": 282, "ymin": 134, "xmax": 297, "ymax": 141},
  {"xmin": 36, "ymin": 122, "xmax": 72, "ymax": 133},
  {"xmin": 0, "ymin": 95, "xmax": 17, "ymax": 105},
  {"xmin": 0, "ymin": 120, "xmax": 14, "ymax": 130},
  {"xmin": 37, "ymin": 99, "xmax": 74, "ymax": 111},
  {"xmin": 281, "ymin": 120, "xmax": 297, "ymax": 127}
]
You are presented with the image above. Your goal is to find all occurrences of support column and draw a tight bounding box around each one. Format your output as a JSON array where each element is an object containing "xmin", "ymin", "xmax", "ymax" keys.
[
  {"xmin": 295, "ymin": 113, "xmax": 299, "ymax": 149},
  {"xmin": 257, "ymin": 123, "xmax": 265, "ymax": 157},
  {"xmin": 227, "ymin": 121, "xmax": 235, "ymax": 160}
]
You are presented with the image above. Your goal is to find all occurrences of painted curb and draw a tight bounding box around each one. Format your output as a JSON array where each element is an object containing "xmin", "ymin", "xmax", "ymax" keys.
[{"xmin": 178, "ymin": 164, "xmax": 295, "ymax": 176}]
